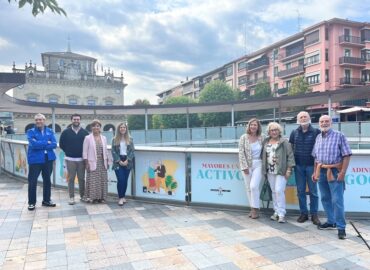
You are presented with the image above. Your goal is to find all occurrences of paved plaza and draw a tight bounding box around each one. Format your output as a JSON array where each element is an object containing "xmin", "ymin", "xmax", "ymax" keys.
[{"xmin": 0, "ymin": 174, "xmax": 369, "ymax": 270}]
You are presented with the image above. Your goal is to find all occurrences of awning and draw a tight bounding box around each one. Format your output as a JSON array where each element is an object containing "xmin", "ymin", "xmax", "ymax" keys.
[
  {"xmin": 279, "ymin": 37, "xmax": 304, "ymax": 49},
  {"xmin": 247, "ymin": 53, "xmax": 265, "ymax": 63},
  {"xmin": 337, "ymin": 106, "xmax": 370, "ymax": 113}
]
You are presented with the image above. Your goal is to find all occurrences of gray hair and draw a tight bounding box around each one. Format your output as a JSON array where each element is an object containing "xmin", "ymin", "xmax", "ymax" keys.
[
  {"xmin": 34, "ymin": 113, "xmax": 46, "ymax": 120},
  {"xmin": 266, "ymin": 122, "xmax": 283, "ymax": 136}
]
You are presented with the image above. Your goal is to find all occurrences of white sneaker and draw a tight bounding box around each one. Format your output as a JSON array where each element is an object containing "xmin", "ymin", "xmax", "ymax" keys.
[
  {"xmin": 270, "ymin": 212, "xmax": 278, "ymax": 221},
  {"xmin": 118, "ymin": 198, "xmax": 124, "ymax": 206},
  {"xmin": 278, "ymin": 216, "xmax": 286, "ymax": 223},
  {"xmin": 68, "ymin": 198, "xmax": 75, "ymax": 205},
  {"xmin": 122, "ymin": 198, "xmax": 127, "ymax": 203}
]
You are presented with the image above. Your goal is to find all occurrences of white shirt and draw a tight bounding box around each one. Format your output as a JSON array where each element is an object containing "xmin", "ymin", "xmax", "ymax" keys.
[
  {"xmin": 251, "ymin": 141, "xmax": 262, "ymax": 160},
  {"xmin": 120, "ymin": 140, "xmax": 127, "ymax": 156}
]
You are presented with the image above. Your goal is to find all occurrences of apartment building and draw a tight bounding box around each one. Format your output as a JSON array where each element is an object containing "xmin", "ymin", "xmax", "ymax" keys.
[{"xmin": 158, "ymin": 18, "xmax": 370, "ymax": 108}]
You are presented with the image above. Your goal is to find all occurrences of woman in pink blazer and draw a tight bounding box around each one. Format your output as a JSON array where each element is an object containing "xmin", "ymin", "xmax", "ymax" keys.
[{"xmin": 83, "ymin": 119, "xmax": 112, "ymax": 203}]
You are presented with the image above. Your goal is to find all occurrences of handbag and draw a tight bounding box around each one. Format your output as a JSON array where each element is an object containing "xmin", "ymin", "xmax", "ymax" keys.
[{"xmin": 260, "ymin": 178, "xmax": 272, "ymax": 208}]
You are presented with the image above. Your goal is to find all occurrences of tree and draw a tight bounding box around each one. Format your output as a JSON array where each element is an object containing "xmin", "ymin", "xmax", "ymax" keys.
[
  {"xmin": 252, "ymin": 82, "xmax": 272, "ymax": 99},
  {"xmin": 152, "ymin": 96, "xmax": 199, "ymax": 129},
  {"xmin": 198, "ymin": 80, "xmax": 235, "ymax": 127},
  {"xmin": 288, "ymin": 76, "xmax": 312, "ymax": 96},
  {"xmin": 127, "ymin": 99, "xmax": 151, "ymax": 130},
  {"xmin": 8, "ymin": 0, "xmax": 66, "ymax": 16}
]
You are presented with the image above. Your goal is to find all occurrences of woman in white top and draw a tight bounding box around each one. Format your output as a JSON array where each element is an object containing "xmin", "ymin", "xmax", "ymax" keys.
[
  {"xmin": 238, "ymin": 118, "xmax": 264, "ymax": 219},
  {"xmin": 111, "ymin": 123, "xmax": 135, "ymax": 206}
]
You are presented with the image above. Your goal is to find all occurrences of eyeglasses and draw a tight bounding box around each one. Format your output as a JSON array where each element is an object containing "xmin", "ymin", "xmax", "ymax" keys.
[{"xmin": 270, "ymin": 129, "xmax": 279, "ymax": 132}]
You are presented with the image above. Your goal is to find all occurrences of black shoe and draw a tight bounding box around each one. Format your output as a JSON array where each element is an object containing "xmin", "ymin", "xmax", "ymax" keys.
[
  {"xmin": 42, "ymin": 201, "xmax": 56, "ymax": 207},
  {"xmin": 317, "ymin": 222, "xmax": 336, "ymax": 230},
  {"xmin": 28, "ymin": 204, "xmax": 35, "ymax": 211},
  {"xmin": 311, "ymin": 214, "xmax": 321, "ymax": 225},
  {"xmin": 338, "ymin": 229, "xmax": 346, "ymax": 240},
  {"xmin": 297, "ymin": 214, "xmax": 309, "ymax": 223}
]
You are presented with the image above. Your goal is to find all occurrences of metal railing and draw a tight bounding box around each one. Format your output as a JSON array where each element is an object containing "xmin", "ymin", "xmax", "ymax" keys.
[
  {"xmin": 339, "ymin": 56, "xmax": 366, "ymax": 65},
  {"xmin": 278, "ymin": 65, "xmax": 304, "ymax": 78},
  {"xmin": 339, "ymin": 35, "xmax": 364, "ymax": 45}
]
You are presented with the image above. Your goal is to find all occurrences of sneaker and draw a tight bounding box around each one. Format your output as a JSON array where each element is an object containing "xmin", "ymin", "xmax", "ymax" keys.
[
  {"xmin": 42, "ymin": 201, "xmax": 56, "ymax": 207},
  {"xmin": 28, "ymin": 204, "xmax": 35, "ymax": 211},
  {"xmin": 338, "ymin": 229, "xmax": 346, "ymax": 240},
  {"xmin": 317, "ymin": 222, "xmax": 336, "ymax": 230},
  {"xmin": 270, "ymin": 212, "xmax": 279, "ymax": 221},
  {"xmin": 68, "ymin": 198, "xmax": 75, "ymax": 205},
  {"xmin": 122, "ymin": 198, "xmax": 127, "ymax": 203},
  {"xmin": 278, "ymin": 216, "xmax": 286, "ymax": 223},
  {"xmin": 297, "ymin": 214, "xmax": 309, "ymax": 223},
  {"xmin": 311, "ymin": 214, "xmax": 321, "ymax": 225},
  {"xmin": 118, "ymin": 198, "xmax": 124, "ymax": 206}
]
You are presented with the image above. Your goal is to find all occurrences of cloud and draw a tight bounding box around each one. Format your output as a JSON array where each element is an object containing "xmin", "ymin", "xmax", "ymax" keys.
[{"xmin": 0, "ymin": 0, "xmax": 369, "ymax": 106}]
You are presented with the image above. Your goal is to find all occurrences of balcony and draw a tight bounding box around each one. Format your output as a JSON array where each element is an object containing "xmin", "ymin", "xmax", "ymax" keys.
[
  {"xmin": 339, "ymin": 56, "xmax": 365, "ymax": 66},
  {"xmin": 339, "ymin": 35, "xmax": 365, "ymax": 46},
  {"xmin": 276, "ymin": 87, "xmax": 289, "ymax": 95},
  {"xmin": 281, "ymin": 46, "xmax": 304, "ymax": 61},
  {"xmin": 246, "ymin": 77, "xmax": 270, "ymax": 86},
  {"xmin": 247, "ymin": 57, "xmax": 269, "ymax": 71},
  {"xmin": 339, "ymin": 77, "xmax": 365, "ymax": 86},
  {"xmin": 278, "ymin": 65, "xmax": 304, "ymax": 78}
]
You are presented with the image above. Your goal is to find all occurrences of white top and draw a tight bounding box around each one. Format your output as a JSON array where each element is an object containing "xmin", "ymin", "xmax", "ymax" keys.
[
  {"xmin": 120, "ymin": 140, "xmax": 127, "ymax": 156},
  {"xmin": 251, "ymin": 141, "xmax": 262, "ymax": 160},
  {"xmin": 266, "ymin": 143, "xmax": 279, "ymax": 174}
]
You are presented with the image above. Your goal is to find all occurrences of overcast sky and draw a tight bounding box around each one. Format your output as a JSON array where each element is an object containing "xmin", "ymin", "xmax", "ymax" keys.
[{"xmin": 0, "ymin": 0, "xmax": 369, "ymax": 104}]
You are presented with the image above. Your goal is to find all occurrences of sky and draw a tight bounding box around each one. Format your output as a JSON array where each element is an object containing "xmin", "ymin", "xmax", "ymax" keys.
[{"xmin": 0, "ymin": 0, "xmax": 369, "ymax": 105}]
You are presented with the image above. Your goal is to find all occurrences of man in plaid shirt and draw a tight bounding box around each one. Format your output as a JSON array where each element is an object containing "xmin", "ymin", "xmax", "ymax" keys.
[{"xmin": 312, "ymin": 115, "xmax": 352, "ymax": 240}]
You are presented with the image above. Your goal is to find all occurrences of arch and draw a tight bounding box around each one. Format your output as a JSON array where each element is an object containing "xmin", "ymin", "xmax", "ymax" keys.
[
  {"xmin": 47, "ymin": 124, "xmax": 61, "ymax": 133},
  {"xmin": 86, "ymin": 124, "xmax": 92, "ymax": 132},
  {"xmin": 103, "ymin": 124, "xmax": 115, "ymax": 133},
  {"xmin": 25, "ymin": 123, "xmax": 34, "ymax": 133}
]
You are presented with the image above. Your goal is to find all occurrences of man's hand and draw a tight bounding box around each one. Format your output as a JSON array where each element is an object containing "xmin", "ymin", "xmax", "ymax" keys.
[
  {"xmin": 337, "ymin": 171, "xmax": 346, "ymax": 181},
  {"xmin": 312, "ymin": 174, "xmax": 318, "ymax": 182}
]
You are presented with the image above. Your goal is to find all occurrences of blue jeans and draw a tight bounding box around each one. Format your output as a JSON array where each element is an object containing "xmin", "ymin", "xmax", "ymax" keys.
[
  {"xmin": 318, "ymin": 168, "xmax": 346, "ymax": 229},
  {"xmin": 28, "ymin": 160, "xmax": 53, "ymax": 205},
  {"xmin": 114, "ymin": 166, "xmax": 131, "ymax": 198},
  {"xmin": 295, "ymin": 165, "xmax": 318, "ymax": 215}
]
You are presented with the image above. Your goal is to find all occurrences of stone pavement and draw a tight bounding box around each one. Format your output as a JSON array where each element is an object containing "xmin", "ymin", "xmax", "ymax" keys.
[{"xmin": 0, "ymin": 174, "xmax": 369, "ymax": 270}]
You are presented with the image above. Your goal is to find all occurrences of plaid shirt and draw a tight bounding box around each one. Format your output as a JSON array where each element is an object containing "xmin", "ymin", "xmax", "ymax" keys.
[{"xmin": 312, "ymin": 129, "xmax": 352, "ymax": 164}]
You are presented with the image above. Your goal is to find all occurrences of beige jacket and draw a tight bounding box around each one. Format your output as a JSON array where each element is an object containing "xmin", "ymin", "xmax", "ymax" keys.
[{"xmin": 238, "ymin": 134, "xmax": 264, "ymax": 170}]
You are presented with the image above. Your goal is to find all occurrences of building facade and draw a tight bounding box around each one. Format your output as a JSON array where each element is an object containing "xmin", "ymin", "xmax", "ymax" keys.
[
  {"xmin": 158, "ymin": 18, "xmax": 370, "ymax": 108},
  {"xmin": 11, "ymin": 48, "xmax": 128, "ymax": 133}
]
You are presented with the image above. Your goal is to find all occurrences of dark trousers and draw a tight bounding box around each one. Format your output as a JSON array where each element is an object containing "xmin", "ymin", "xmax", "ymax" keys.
[
  {"xmin": 28, "ymin": 160, "xmax": 53, "ymax": 205},
  {"xmin": 114, "ymin": 166, "xmax": 130, "ymax": 198}
]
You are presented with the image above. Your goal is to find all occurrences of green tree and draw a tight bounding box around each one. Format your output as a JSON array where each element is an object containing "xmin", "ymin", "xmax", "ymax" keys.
[
  {"xmin": 252, "ymin": 82, "xmax": 272, "ymax": 99},
  {"xmin": 8, "ymin": 0, "xmax": 66, "ymax": 16},
  {"xmin": 198, "ymin": 80, "xmax": 235, "ymax": 127},
  {"xmin": 288, "ymin": 76, "xmax": 312, "ymax": 96},
  {"xmin": 127, "ymin": 99, "xmax": 151, "ymax": 130},
  {"xmin": 152, "ymin": 96, "xmax": 199, "ymax": 129}
]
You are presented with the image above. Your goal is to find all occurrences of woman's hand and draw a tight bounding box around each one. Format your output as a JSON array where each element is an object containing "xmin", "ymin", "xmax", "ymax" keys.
[
  {"xmin": 285, "ymin": 170, "xmax": 291, "ymax": 180},
  {"xmin": 243, "ymin": 169, "xmax": 249, "ymax": 175}
]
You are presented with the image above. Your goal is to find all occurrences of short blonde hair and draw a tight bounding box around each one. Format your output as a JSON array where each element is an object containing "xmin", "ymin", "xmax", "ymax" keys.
[
  {"xmin": 266, "ymin": 122, "xmax": 283, "ymax": 136},
  {"xmin": 34, "ymin": 113, "xmax": 46, "ymax": 120},
  {"xmin": 91, "ymin": 119, "xmax": 102, "ymax": 127}
]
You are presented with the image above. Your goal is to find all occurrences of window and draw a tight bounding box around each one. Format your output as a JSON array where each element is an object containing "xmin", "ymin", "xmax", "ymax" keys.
[
  {"xmin": 286, "ymin": 80, "xmax": 291, "ymax": 88},
  {"xmin": 274, "ymin": 83, "xmax": 278, "ymax": 92},
  {"xmin": 274, "ymin": 66, "xmax": 278, "ymax": 77},
  {"xmin": 263, "ymin": 70, "xmax": 267, "ymax": 78},
  {"xmin": 298, "ymin": 58, "xmax": 304, "ymax": 66},
  {"xmin": 273, "ymin": 49, "xmax": 279, "ymax": 60},
  {"xmin": 325, "ymin": 69, "xmax": 329, "ymax": 82},
  {"xmin": 87, "ymin": 99, "xmax": 96, "ymax": 106},
  {"xmin": 344, "ymin": 49, "xmax": 351, "ymax": 57},
  {"xmin": 49, "ymin": 97, "xmax": 58, "ymax": 104},
  {"xmin": 238, "ymin": 76, "xmax": 247, "ymax": 85},
  {"xmin": 226, "ymin": 66, "xmax": 233, "ymax": 77},
  {"xmin": 194, "ymin": 80, "xmax": 199, "ymax": 88},
  {"xmin": 105, "ymin": 100, "xmax": 113, "ymax": 106},
  {"xmin": 325, "ymin": 49, "xmax": 329, "ymax": 61},
  {"xmin": 254, "ymin": 73, "xmax": 258, "ymax": 81},
  {"xmin": 306, "ymin": 74, "xmax": 320, "ymax": 85},
  {"xmin": 68, "ymin": 99, "xmax": 77, "ymax": 105},
  {"xmin": 344, "ymin": 28, "xmax": 350, "ymax": 41},
  {"xmin": 286, "ymin": 63, "xmax": 292, "ymax": 70},
  {"xmin": 27, "ymin": 97, "xmax": 37, "ymax": 102},
  {"xmin": 325, "ymin": 28, "xmax": 329, "ymax": 40},
  {"xmin": 238, "ymin": 61, "xmax": 247, "ymax": 70},
  {"xmin": 306, "ymin": 54, "xmax": 320, "ymax": 65},
  {"xmin": 361, "ymin": 29, "xmax": 370, "ymax": 42},
  {"xmin": 344, "ymin": 69, "xmax": 351, "ymax": 79},
  {"xmin": 305, "ymin": 30, "xmax": 319, "ymax": 46}
]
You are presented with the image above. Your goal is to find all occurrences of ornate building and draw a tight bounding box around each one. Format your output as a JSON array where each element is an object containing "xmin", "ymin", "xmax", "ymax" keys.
[{"xmin": 11, "ymin": 47, "xmax": 128, "ymax": 133}]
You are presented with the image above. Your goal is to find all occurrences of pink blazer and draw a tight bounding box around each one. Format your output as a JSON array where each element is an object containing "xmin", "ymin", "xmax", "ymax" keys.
[{"xmin": 83, "ymin": 134, "xmax": 112, "ymax": 171}]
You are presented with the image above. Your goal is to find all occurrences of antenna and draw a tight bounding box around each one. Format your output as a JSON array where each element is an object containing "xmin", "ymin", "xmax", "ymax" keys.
[
  {"xmin": 296, "ymin": 9, "xmax": 301, "ymax": 32},
  {"xmin": 67, "ymin": 35, "xmax": 71, "ymax": 52}
]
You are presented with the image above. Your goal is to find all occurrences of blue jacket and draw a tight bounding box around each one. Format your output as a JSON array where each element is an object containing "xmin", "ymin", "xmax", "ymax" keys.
[{"xmin": 27, "ymin": 126, "xmax": 57, "ymax": 164}]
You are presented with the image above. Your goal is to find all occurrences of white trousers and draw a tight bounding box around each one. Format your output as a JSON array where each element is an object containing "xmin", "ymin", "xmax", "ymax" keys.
[
  {"xmin": 242, "ymin": 160, "xmax": 262, "ymax": 208},
  {"xmin": 267, "ymin": 174, "xmax": 287, "ymax": 217}
]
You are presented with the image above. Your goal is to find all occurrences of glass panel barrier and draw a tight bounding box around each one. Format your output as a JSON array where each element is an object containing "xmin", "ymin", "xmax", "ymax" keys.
[
  {"xmin": 191, "ymin": 128, "xmax": 206, "ymax": 141},
  {"xmin": 146, "ymin": 130, "xmax": 161, "ymax": 144},
  {"xmin": 221, "ymin": 127, "xmax": 236, "ymax": 141},
  {"xmin": 340, "ymin": 122, "xmax": 359, "ymax": 137},
  {"xmin": 206, "ymin": 127, "xmax": 221, "ymax": 140}
]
